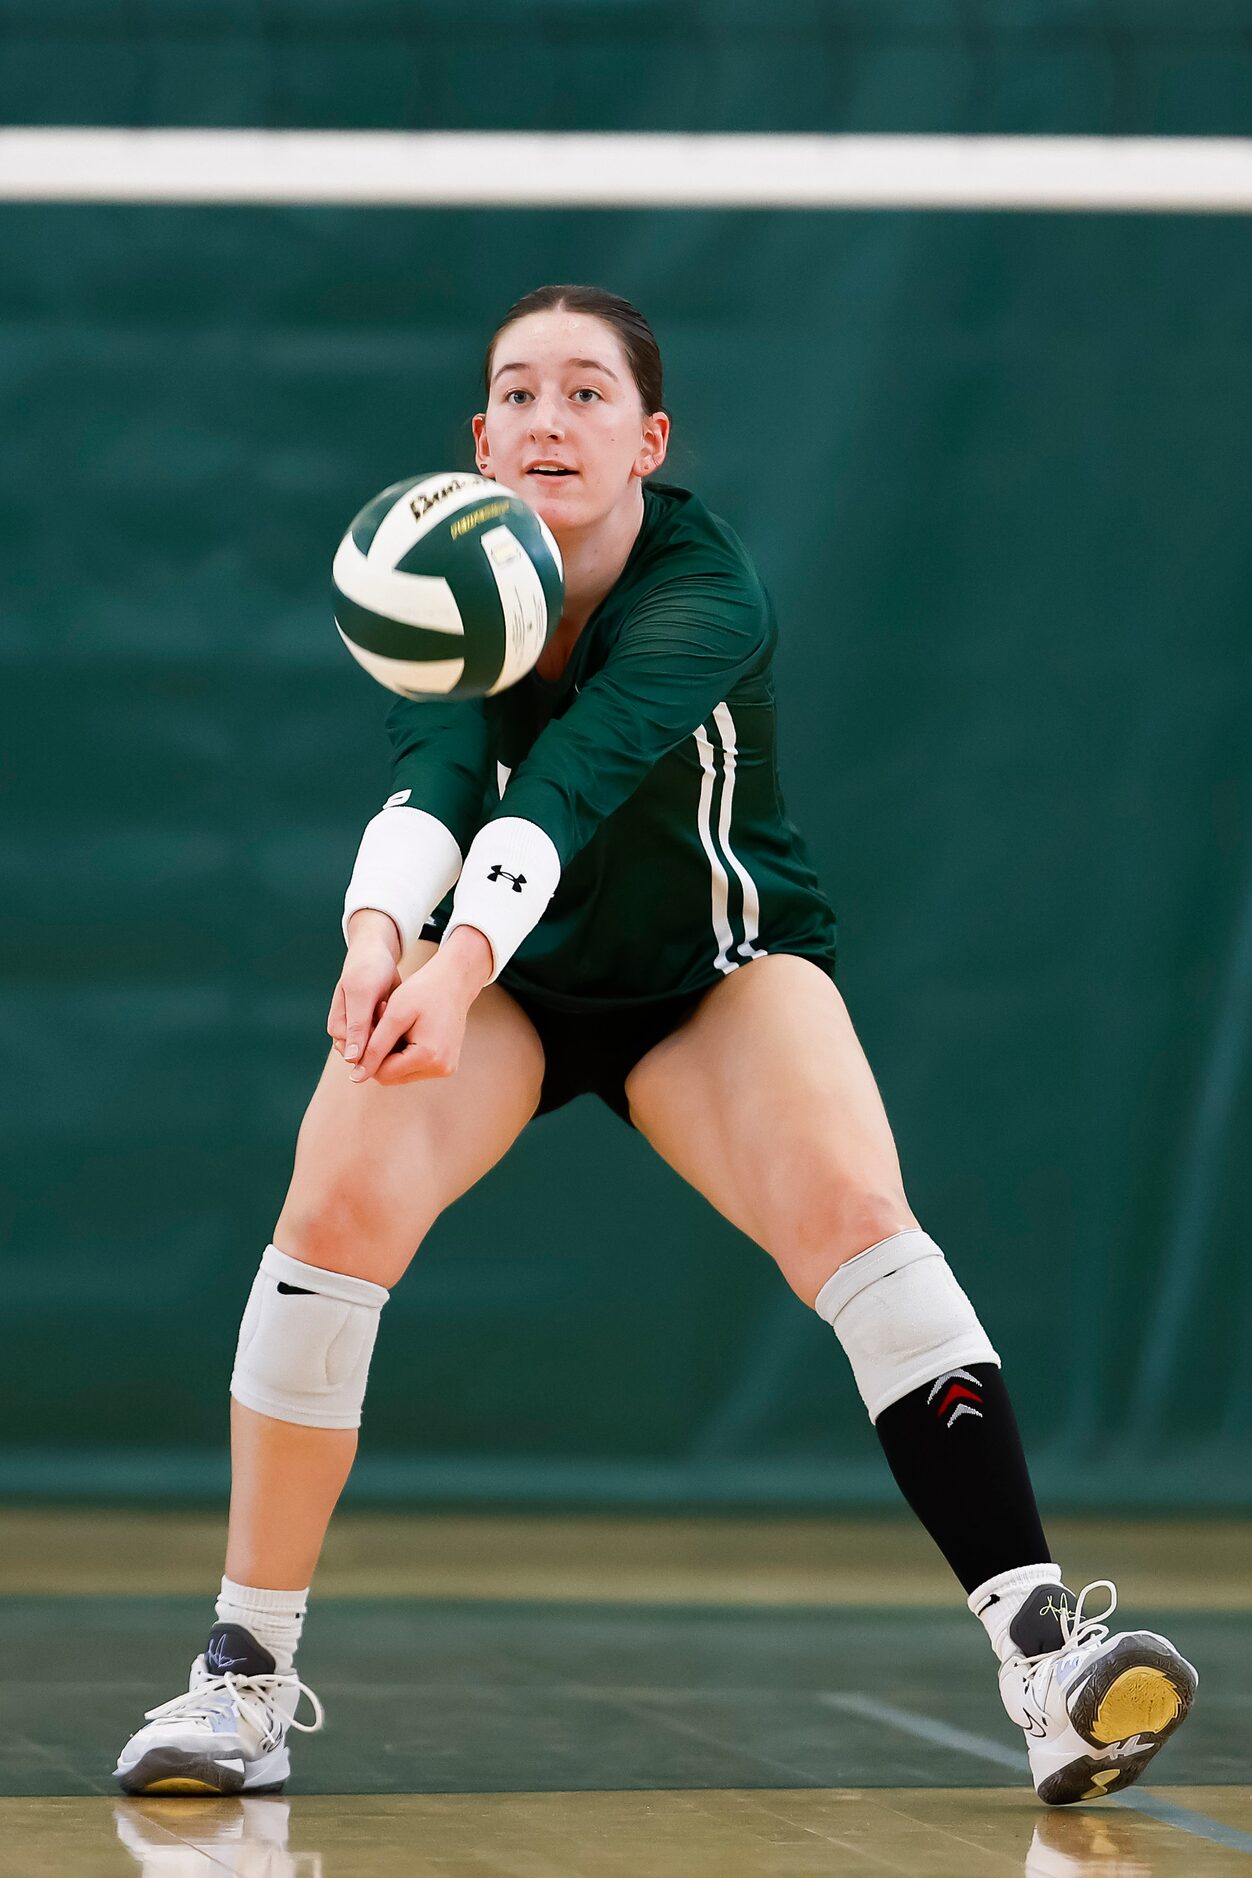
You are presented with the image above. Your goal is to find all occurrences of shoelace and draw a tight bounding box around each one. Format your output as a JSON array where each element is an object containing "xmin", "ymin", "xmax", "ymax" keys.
[
  {"xmin": 1021, "ymin": 1578, "xmax": 1118, "ymax": 1702},
  {"xmin": 144, "ymin": 1671, "xmax": 325, "ymax": 1738}
]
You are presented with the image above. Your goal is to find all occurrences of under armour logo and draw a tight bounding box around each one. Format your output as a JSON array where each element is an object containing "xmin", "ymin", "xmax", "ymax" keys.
[
  {"xmin": 487, "ymin": 865, "xmax": 526, "ymax": 892},
  {"xmin": 927, "ymin": 1368, "xmax": 984, "ymax": 1427}
]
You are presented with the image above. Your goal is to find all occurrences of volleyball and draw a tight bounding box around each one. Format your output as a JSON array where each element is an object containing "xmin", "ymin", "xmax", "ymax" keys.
[{"xmin": 332, "ymin": 472, "xmax": 564, "ymax": 698}]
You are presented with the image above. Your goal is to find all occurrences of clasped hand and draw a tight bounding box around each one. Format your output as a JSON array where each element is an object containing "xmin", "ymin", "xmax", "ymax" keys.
[{"xmin": 326, "ymin": 920, "xmax": 490, "ymax": 1087}]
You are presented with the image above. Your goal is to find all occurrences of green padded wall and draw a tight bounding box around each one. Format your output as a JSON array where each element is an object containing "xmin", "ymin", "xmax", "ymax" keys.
[{"xmin": 3, "ymin": 3, "xmax": 1250, "ymax": 1506}]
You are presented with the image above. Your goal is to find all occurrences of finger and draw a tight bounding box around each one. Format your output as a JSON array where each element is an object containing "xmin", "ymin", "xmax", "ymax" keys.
[
  {"xmin": 350, "ymin": 1000, "xmax": 410, "ymax": 1082},
  {"xmin": 342, "ymin": 978, "xmax": 386, "ymax": 1066},
  {"xmin": 373, "ymin": 1043, "xmax": 454, "ymax": 1087},
  {"xmin": 327, "ymin": 981, "xmax": 347, "ymax": 1049}
]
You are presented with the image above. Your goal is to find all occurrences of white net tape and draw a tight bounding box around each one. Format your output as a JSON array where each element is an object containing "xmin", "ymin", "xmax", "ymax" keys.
[{"xmin": 3, "ymin": 129, "xmax": 1251, "ymax": 212}]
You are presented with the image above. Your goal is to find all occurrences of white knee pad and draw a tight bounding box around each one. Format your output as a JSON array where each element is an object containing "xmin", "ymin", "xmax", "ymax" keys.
[
  {"xmin": 230, "ymin": 1245, "xmax": 389, "ymax": 1430},
  {"xmin": 814, "ymin": 1229, "xmax": 999, "ymax": 1423}
]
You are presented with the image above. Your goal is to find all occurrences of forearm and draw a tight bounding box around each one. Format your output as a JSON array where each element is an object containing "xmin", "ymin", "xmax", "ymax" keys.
[
  {"xmin": 341, "ymin": 806, "xmax": 463, "ymax": 956},
  {"xmin": 442, "ymin": 816, "xmax": 562, "ymax": 983},
  {"xmin": 346, "ymin": 907, "xmax": 402, "ymax": 963},
  {"xmin": 436, "ymin": 924, "xmax": 494, "ymax": 1001}
]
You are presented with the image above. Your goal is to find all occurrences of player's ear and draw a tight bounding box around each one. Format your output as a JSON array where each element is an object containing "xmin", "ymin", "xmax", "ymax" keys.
[
  {"xmin": 637, "ymin": 410, "xmax": 670, "ymax": 478},
  {"xmin": 471, "ymin": 412, "xmax": 491, "ymax": 475}
]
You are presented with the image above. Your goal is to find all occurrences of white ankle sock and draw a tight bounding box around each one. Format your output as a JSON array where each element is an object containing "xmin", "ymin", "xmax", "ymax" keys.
[
  {"xmin": 214, "ymin": 1575, "xmax": 308, "ymax": 1675},
  {"xmin": 967, "ymin": 1561, "xmax": 1063, "ymax": 1663}
]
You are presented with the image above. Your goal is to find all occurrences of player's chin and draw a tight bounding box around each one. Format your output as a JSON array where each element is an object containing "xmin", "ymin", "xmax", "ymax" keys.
[{"xmin": 519, "ymin": 473, "xmax": 586, "ymax": 526}]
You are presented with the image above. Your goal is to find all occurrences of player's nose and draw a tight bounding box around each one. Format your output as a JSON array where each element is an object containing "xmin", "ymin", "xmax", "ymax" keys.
[{"xmin": 527, "ymin": 395, "xmax": 565, "ymax": 438}]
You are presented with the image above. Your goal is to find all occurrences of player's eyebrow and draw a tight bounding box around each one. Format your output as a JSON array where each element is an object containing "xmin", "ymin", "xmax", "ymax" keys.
[{"xmin": 492, "ymin": 356, "xmax": 620, "ymax": 385}]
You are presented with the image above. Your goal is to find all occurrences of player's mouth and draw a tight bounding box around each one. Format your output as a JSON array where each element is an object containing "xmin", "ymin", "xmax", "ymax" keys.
[{"xmin": 526, "ymin": 463, "xmax": 578, "ymax": 480}]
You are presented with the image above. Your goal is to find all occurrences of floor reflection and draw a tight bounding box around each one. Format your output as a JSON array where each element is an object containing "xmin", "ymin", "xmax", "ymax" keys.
[
  {"xmin": 1027, "ymin": 1809, "xmax": 1155, "ymax": 1877},
  {"xmin": 114, "ymin": 1796, "xmax": 321, "ymax": 1877},
  {"xmin": 108, "ymin": 1788, "xmax": 1244, "ymax": 1878}
]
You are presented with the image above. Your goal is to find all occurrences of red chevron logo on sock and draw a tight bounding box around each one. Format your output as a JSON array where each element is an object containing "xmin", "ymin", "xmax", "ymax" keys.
[
  {"xmin": 926, "ymin": 1369, "xmax": 985, "ymax": 1428},
  {"xmin": 938, "ymin": 1383, "xmax": 982, "ymax": 1417}
]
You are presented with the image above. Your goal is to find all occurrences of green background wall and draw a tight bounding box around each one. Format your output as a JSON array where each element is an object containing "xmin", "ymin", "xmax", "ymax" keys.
[{"xmin": 3, "ymin": 3, "xmax": 1250, "ymax": 1506}]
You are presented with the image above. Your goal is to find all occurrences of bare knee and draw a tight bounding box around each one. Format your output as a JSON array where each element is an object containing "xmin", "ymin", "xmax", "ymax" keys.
[
  {"xmin": 273, "ymin": 1180, "xmax": 432, "ymax": 1286},
  {"xmin": 768, "ymin": 1180, "xmax": 917, "ymax": 1308}
]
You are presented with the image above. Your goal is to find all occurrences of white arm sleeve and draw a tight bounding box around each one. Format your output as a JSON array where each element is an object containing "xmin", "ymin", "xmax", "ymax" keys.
[
  {"xmin": 442, "ymin": 816, "xmax": 561, "ymax": 982},
  {"xmin": 341, "ymin": 805, "xmax": 463, "ymax": 956}
]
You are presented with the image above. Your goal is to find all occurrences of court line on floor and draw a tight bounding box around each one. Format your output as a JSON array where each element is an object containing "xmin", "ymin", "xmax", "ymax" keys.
[
  {"xmin": 819, "ymin": 1693, "xmax": 1252, "ymax": 1857},
  {"xmin": 0, "ymin": 1722, "xmax": 115, "ymax": 1798},
  {"xmin": 607, "ymin": 1692, "xmax": 828, "ymax": 1788}
]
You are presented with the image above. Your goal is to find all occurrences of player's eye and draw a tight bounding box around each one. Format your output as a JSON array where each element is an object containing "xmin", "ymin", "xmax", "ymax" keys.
[
  {"xmin": 503, "ymin": 388, "xmax": 532, "ymax": 405},
  {"xmin": 572, "ymin": 388, "xmax": 602, "ymax": 403}
]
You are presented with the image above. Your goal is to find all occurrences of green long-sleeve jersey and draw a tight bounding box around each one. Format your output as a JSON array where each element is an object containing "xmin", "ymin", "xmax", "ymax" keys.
[{"xmin": 384, "ymin": 481, "xmax": 836, "ymax": 1009}]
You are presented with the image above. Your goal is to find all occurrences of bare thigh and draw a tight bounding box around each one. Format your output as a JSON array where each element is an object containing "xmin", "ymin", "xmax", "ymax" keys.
[
  {"xmin": 624, "ymin": 955, "xmax": 917, "ymax": 1305},
  {"xmin": 274, "ymin": 942, "xmax": 545, "ymax": 1287}
]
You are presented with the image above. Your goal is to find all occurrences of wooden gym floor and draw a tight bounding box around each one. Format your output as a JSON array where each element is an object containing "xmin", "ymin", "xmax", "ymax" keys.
[{"xmin": 0, "ymin": 1511, "xmax": 1248, "ymax": 1875}]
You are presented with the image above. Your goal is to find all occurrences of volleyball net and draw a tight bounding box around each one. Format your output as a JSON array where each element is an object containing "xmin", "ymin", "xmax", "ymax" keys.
[{"xmin": 3, "ymin": 129, "xmax": 1252, "ymax": 211}]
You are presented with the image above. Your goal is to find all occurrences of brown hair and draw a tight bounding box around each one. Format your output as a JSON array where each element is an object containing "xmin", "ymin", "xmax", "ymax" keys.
[{"xmin": 483, "ymin": 284, "xmax": 665, "ymax": 415}]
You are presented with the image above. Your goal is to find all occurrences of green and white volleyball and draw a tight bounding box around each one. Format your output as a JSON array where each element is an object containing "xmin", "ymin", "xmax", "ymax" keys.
[{"xmin": 332, "ymin": 472, "xmax": 564, "ymax": 698}]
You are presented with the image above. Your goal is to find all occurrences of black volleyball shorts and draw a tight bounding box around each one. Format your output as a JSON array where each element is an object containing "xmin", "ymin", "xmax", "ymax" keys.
[
  {"xmin": 416, "ymin": 921, "xmax": 707, "ymax": 1124},
  {"xmin": 505, "ymin": 983, "xmax": 710, "ymax": 1126},
  {"xmin": 417, "ymin": 927, "xmax": 834, "ymax": 1126}
]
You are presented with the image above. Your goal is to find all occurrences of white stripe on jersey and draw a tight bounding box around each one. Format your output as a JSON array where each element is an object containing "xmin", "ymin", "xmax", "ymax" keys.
[
  {"xmin": 693, "ymin": 721, "xmax": 738, "ymax": 973},
  {"xmin": 712, "ymin": 702, "xmax": 767, "ymax": 962}
]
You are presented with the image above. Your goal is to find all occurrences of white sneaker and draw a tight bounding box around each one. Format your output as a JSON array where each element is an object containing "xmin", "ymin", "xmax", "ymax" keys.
[
  {"xmin": 113, "ymin": 1624, "xmax": 324, "ymax": 1797},
  {"xmin": 997, "ymin": 1579, "xmax": 1197, "ymax": 1806}
]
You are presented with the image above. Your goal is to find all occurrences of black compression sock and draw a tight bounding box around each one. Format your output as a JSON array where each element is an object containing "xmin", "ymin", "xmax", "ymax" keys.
[{"xmin": 873, "ymin": 1364, "xmax": 1051, "ymax": 1595}]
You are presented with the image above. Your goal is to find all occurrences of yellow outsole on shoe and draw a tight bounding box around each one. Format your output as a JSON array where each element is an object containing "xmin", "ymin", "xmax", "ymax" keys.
[
  {"xmin": 138, "ymin": 1777, "xmax": 225, "ymax": 1795},
  {"xmin": 1080, "ymin": 1767, "xmax": 1127, "ymax": 1799},
  {"xmin": 1089, "ymin": 1666, "xmax": 1181, "ymax": 1744}
]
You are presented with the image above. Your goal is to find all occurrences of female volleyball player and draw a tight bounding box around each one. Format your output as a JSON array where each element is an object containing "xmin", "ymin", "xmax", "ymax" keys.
[{"xmin": 115, "ymin": 286, "xmax": 1195, "ymax": 1807}]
